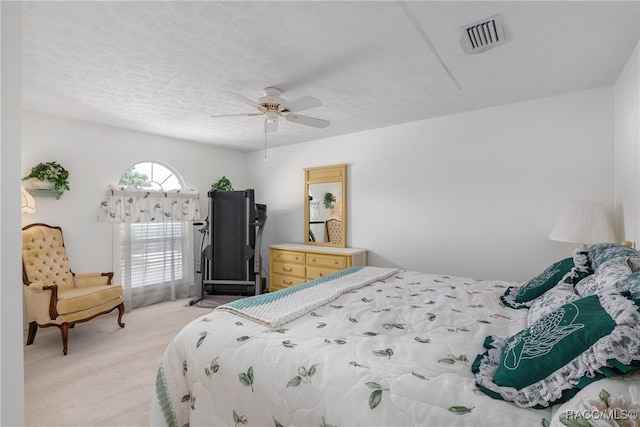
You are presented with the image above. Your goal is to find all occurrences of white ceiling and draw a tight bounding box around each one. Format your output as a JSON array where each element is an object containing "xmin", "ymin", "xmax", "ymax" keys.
[{"xmin": 22, "ymin": 1, "xmax": 640, "ymax": 152}]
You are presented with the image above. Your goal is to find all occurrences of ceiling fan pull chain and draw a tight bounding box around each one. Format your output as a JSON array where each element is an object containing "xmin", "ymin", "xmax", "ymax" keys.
[{"xmin": 264, "ymin": 120, "xmax": 268, "ymax": 162}]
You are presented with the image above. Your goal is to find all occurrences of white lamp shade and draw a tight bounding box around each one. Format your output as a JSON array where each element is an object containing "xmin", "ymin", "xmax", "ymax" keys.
[
  {"xmin": 21, "ymin": 186, "xmax": 36, "ymax": 214},
  {"xmin": 548, "ymin": 200, "xmax": 615, "ymax": 246}
]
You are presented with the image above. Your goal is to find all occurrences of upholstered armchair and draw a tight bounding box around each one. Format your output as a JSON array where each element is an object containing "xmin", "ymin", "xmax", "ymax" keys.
[
  {"xmin": 325, "ymin": 218, "xmax": 342, "ymax": 244},
  {"xmin": 22, "ymin": 223, "xmax": 125, "ymax": 355}
]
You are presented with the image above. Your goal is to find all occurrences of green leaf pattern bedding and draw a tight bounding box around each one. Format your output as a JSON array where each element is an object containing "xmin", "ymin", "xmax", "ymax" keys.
[{"xmin": 152, "ymin": 269, "xmax": 640, "ymax": 426}]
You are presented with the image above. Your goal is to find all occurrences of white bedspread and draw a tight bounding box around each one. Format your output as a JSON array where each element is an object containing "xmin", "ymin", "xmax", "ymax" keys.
[{"xmin": 152, "ymin": 270, "xmax": 640, "ymax": 427}]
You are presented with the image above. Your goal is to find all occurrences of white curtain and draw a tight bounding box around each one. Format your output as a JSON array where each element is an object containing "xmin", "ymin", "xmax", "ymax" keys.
[{"xmin": 97, "ymin": 185, "xmax": 201, "ymax": 309}]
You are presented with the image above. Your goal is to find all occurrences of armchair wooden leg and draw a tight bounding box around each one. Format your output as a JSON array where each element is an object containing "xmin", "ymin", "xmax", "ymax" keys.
[
  {"xmin": 60, "ymin": 323, "xmax": 70, "ymax": 355},
  {"xmin": 116, "ymin": 302, "xmax": 125, "ymax": 328},
  {"xmin": 26, "ymin": 322, "xmax": 38, "ymax": 345}
]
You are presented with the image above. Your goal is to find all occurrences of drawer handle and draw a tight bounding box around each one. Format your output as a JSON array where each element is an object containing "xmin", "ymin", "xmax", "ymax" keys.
[
  {"xmin": 283, "ymin": 267, "xmax": 293, "ymax": 272},
  {"xmin": 334, "ymin": 261, "xmax": 339, "ymax": 265},
  {"xmin": 319, "ymin": 273, "xmax": 324, "ymax": 277},
  {"xmin": 283, "ymin": 280, "xmax": 293, "ymax": 285},
  {"xmin": 311, "ymin": 258, "xmax": 316, "ymax": 262},
  {"xmin": 295, "ymin": 256, "xmax": 300, "ymax": 260}
]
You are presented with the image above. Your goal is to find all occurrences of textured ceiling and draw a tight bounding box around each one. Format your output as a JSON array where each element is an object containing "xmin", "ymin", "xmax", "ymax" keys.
[{"xmin": 22, "ymin": 1, "xmax": 640, "ymax": 152}]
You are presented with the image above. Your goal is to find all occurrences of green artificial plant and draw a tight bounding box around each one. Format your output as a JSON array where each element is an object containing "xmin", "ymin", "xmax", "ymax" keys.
[
  {"xmin": 324, "ymin": 192, "xmax": 336, "ymax": 209},
  {"xmin": 211, "ymin": 176, "xmax": 234, "ymax": 191},
  {"xmin": 23, "ymin": 161, "xmax": 70, "ymax": 196}
]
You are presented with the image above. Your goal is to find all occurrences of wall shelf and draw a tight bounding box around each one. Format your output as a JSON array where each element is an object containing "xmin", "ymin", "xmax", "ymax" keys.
[{"xmin": 27, "ymin": 189, "xmax": 61, "ymax": 200}]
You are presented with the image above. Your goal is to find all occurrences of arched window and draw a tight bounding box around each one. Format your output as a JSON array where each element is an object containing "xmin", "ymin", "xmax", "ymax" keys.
[
  {"xmin": 118, "ymin": 161, "xmax": 194, "ymax": 309},
  {"xmin": 119, "ymin": 161, "xmax": 182, "ymax": 191}
]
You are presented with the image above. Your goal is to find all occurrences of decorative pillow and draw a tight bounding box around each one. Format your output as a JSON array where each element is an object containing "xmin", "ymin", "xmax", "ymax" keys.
[
  {"xmin": 514, "ymin": 258, "xmax": 575, "ymax": 303},
  {"xmin": 559, "ymin": 250, "xmax": 592, "ymax": 285},
  {"xmin": 627, "ymin": 257, "xmax": 640, "ymax": 272},
  {"xmin": 473, "ymin": 292, "xmax": 640, "ymax": 408},
  {"xmin": 502, "ymin": 251, "xmax": 590, "ymax": 309},
  {"xmin": 576, "ymin": 256, "xmax": 634, "ymax": 297},
  {"xmin": 617, "ymin": 272, "xmax": 640, "ymax": 300},
  {"xmin": 526, "ymin": 283, "xmax": 580, "ymax": 326},
  {"xmin": 588, "ymin": 243, "xmax": 639, "ymax": 271},
  {"xmin": 500, "ymin": 286, "xmax": 531, "ymax": 309},
  {"xmin": 574, "ymin": 275, "xmax": 596, "ymax": 297}
]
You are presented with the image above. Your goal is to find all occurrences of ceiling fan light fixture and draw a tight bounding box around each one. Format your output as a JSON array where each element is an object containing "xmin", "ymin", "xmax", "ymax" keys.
[{"xmin": 266, "ymin": 111, "xmax": 278, "ymax": 123}]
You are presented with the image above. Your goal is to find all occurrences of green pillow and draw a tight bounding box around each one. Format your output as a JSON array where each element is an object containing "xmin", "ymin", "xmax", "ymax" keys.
[
  {"xmin": 515, "ymin": 258, "xmax": 574, "ymax": 303},
  {"xmin": 500, "ymin": 286, "xmax": 530, "ymax": 309},
  {"xmin": 494, "ymin": 295, "xmax": 614, "ymax": 389},
  {"xmin": 473, "ymin": 292, "xmax": 640, "ymax": 408}
]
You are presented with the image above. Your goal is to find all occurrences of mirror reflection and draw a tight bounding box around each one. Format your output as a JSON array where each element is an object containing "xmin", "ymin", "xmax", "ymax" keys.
[
  {"xmin": 304, "ymin": 164, "xmax": 346, "ymax": 247},
  {"xmin": 308, "ymin": 183, "xmax": 343, "ymax": 244}
]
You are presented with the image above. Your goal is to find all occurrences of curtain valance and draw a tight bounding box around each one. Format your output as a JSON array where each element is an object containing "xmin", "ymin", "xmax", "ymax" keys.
[{"xmin": 97, "ymin": 185, "xmax": 201, "ymax": 223}]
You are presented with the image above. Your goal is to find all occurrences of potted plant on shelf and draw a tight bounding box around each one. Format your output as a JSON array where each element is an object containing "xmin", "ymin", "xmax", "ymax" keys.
[
  {"xmin": 324, "ymin": 192, "xmax": 336, "ymax": 209},
  {"xmin": 23, "ymin": 161, "xmax": 70, "ymax": 196},
  {"xmin": 211, "ymin": 176, "xmax": 234, "ymax": 191}
]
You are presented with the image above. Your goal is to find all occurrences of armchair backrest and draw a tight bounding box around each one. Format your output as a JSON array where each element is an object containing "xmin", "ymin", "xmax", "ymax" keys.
[
  {"xmin": 325, "ymin": 219, "xmax": 342, "ymax": 244},
  {"xmin": 22, "ymin": 224, "xmax": 75, "ymax": 292}
]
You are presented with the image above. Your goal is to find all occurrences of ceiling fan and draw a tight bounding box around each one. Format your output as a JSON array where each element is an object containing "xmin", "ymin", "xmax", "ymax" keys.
[{"xmin": 210, "ymin": 87, "xmax": 330, "ymax": 133}]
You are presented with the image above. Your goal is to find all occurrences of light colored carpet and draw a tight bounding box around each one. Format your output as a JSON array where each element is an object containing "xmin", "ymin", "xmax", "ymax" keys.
[{"xmin": 24, "ymin": 295, "xmax": 241, "ymax": 427}]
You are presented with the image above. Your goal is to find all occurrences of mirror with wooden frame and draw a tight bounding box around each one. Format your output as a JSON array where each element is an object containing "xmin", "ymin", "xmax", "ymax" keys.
[{"xmin": 304, "ymin": 164, "xmax": 346, "ymax": 247}]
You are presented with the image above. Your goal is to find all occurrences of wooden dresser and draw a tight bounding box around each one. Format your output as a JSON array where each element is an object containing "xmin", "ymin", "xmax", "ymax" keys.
[{"xmin": 269, "ymin": 243, "xmax": 367, "ymax": 292}]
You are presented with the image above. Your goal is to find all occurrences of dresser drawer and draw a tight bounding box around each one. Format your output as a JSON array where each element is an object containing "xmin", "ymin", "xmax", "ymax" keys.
[
  {"xmin": 270, "ymin": 273, "xmax": 306, "ymax": 291},
  {"xmin": 269, "ymin": 244, "xmax": 366, "ymax": 293},
  {"xmin": 271, "ymin": 250, "xmax": 305, "ymax": 264},
  {"xmin": 272, "ymin": 261, "xmax": 305, "ymax": 278},
  {"xmin": 306, "ymin": 265, "xmax": 341, "ymax": 280},
  {"xmin": 306, "ymin": 253, "xmax": 347, "ymax": 269}
]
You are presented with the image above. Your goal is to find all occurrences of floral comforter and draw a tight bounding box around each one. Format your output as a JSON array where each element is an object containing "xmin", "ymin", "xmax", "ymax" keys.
[{"xmin": 152, "ymin": 269, "xmax": 640, "ymax": 427}]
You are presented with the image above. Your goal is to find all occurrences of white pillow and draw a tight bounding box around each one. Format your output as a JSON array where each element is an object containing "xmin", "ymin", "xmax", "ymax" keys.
[
  {"xmin": 576, "ymin": 257, "xmax": 633, "ymax": 297},
  {"xmin": 574, "ymin": 275, "xmax": 596, "ymax": 297},
  {"xmin": 527, "ymin": 283, "xmax": 580, "ymax": 326}
]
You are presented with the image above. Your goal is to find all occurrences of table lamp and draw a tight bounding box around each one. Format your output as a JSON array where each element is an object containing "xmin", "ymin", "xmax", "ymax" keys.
[{"xmin": 548, "ymin": 200, "xmax": 615, "ymax": 251}]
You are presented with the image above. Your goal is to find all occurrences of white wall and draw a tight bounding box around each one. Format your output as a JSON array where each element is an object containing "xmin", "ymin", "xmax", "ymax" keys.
[
  {"xmin": 21, "ymin": 111, "xmax": 247, "ymax": 275},
  {"xmin": 1, "ymin": 2, "xmax": 25, "ymax": 425},
  {"xmin": 614, "ymin": 42, "xmax": 640, "ymax": 247},
  {"xmin": 247, "ymin": 87, "xmax": 615, "ymax": 282}
]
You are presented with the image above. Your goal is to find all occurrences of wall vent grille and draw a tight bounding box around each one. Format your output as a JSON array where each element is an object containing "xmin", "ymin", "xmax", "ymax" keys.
[{"xmin": 460, "ymin": 14, "xmax": 511, "ymax": 54}]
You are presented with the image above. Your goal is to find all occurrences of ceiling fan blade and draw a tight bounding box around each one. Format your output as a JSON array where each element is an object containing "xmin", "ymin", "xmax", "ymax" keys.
[
  {"xmin": 209, "ymin": 112, "xmax": 263, "ymax": 119},
  {"xmin": 285, "ymin": 96, "xmax": 322, "ymax": 113},
  {"xmin": 285, "ymin": 114, "xmax": 330, "ymax": 129},
  {"xmin": 223, "ymin": 91, "xmax": 263, "ymax": 110}
]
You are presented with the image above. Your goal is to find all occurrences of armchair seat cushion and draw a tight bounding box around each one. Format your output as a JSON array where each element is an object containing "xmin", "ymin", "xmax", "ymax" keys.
[{"xmin": 57, "ymin": 285, "xmax": 123, "ymax": 315}]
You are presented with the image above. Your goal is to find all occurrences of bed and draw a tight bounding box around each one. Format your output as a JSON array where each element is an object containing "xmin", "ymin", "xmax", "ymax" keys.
[{"xmin": 152, "ymin": 243, "xmax": 640, "ymax": 427}]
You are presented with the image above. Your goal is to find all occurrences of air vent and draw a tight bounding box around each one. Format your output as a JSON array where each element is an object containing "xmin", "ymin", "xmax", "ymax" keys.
[{"xmin": 460, "ymin": 14, "xmax": 511, "ymax": 54}]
